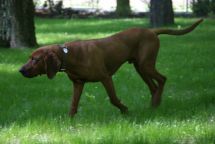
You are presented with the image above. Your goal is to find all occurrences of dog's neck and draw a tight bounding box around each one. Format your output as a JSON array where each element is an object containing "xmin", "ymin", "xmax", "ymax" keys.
[{"xmin": 58, "ymin": 44, "xmax": 69, "ymax": 72}]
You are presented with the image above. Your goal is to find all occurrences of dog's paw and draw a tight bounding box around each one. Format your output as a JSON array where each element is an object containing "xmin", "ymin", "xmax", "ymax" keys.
[
  {"xmin": 120, "ymin": 106, "xmax": 129, "ymax": 115},
  {"xmin": 68, "ymin": 111, "xmax": 77, "ymax": 118}
]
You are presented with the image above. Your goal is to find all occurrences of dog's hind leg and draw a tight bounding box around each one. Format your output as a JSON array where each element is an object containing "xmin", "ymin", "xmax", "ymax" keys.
[
  {"xmin": 135, "ymin": 39, "xmax": 166, "ymax": 107},
  {"xmin": 134, "ymin": 63, "xmax": 157, "ymax": 96},
  {"xmin": 101, "ymin": 77, "xmax": 128, "ymax": 114},
  {"xmin": 146, "ymin": 68, "xmax": 166, "ymax": 107},
  {"xmin": 138, "ymin": 62, "xmax": 166, "ymax": 107}
]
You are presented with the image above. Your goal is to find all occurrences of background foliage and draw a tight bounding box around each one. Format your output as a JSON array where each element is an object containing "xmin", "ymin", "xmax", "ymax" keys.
[{"xmin": 192, "ymin": 0, "xmax": 215, "ymax": 16}]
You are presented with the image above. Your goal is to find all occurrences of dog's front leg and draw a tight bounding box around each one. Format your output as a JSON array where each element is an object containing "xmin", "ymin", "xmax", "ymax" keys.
[
  {"xmin": 101, "ymin": 77, "xmax": 128, "ymax": 114},
  {"xmin": 69, "ymin": 81, "xmax": 84, "ymax": 117}
]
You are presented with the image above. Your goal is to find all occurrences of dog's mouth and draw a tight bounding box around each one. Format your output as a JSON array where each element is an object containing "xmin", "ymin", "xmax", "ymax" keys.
[
  {"xmin": 19, "ymin": 68, "xmax": 39, "ymax": 78},
  {"xmin": 20, "ymin": 71, "xmax": 37, "ymax": 78}
]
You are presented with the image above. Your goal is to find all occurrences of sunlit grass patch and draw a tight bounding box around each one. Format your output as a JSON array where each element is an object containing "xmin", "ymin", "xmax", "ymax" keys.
[
  {"xmin": 0, "ymin": 64, "xmax": 22, "ymax": 75},
  {"xmin": 35, "ymin": 18, "xmax": 148, "ymax": 45},
  {"xmin": 0, "ymin": 119, "xmax": 215, "ymax": 143},
  {"xmin": 37, "ymin": 32, "xmax": 114, "ymax": 45}
]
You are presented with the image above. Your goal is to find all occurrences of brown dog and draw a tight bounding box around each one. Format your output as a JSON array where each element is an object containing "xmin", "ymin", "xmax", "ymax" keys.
[{"xmin": 20, "ymin": 19, "xmax": 203, "ymax": 116}]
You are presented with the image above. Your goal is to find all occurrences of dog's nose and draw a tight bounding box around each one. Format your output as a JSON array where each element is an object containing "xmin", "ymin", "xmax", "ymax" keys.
[{"xmin": 19, "ymin": 68, "xmax": 26, "ymax": 76}]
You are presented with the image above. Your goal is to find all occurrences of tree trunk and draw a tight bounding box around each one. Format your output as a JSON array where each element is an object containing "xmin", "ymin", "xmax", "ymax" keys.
[
  {"xmin": 0, "ymin": 0, "xmax": 37, "ymax": 48},
  {"xmin": 116, "ymin": 0, "xmax": 131, "ymax": 17},
  {"xmin": 0, "ymin": 0, "xmax": 11, "ymax": 47},
  {"xmin": 10, "ymin": 0, "xmax": 37, "ymax": 48},
  {"xmin": 150, "ymin": 0, "xmax": 174, "ymax": 27}
]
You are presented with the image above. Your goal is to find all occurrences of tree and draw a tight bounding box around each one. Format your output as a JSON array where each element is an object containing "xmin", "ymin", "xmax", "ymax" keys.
[
  {"xmin": 116, "ymin": 0, "xmax": 131, "ymax": 17},
  {"xmin": 0, "ymin": 0, "xmax": 37, "ymax": 48},
  {"xmin": 150, "ymin": 0, "xmax": 174, "ymax": 27},
  {"xmin": 0, "ymin": 0, "xmax": 11, "ymax": 47}
]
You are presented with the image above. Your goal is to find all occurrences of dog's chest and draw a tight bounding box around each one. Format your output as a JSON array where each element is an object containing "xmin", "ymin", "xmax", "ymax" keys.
[{"xmin": 66, "ymin": 67, "xmax": 108, "ymax": 83}]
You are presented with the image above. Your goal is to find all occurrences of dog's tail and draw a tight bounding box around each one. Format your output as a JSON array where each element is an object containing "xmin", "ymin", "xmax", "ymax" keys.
[{"xmin": 152, "ymin": 19, "xmax": 203, "ymax": 36}]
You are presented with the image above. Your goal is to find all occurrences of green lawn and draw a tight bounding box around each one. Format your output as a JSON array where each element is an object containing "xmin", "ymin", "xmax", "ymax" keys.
[{"xmin": 0, "ymin": 18, "xmax": 215, "ymax": 144}]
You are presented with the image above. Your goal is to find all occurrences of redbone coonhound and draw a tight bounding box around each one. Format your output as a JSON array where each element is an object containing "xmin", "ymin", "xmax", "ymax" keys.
[{"xmin": 20, "ymin": 19, "xmax": 203, "ymax": 116}]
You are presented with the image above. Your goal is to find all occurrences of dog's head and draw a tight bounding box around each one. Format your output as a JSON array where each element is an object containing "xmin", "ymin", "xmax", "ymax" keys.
[{"xmin": 19, "ymin": 45, "xmax": 61, "ymax": 79}]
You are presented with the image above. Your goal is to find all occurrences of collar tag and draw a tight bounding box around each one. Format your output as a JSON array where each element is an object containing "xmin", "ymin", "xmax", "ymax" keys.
[{"xmin": 63, "ymin": 47, "xmax": 68, "ymax": 54}]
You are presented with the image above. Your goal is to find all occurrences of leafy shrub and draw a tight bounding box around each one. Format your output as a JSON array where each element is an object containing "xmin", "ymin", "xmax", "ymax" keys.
[
  {"xmin": 210, "ymin": 0, "xmax": 215, "ymax": 14},
  {"xmin": 192, "ymin": 0, "xmax": 211, "ymax": 16},
  {"xmin": 192, "ymin": 0, "xmax": 215, "ymax": 16}
]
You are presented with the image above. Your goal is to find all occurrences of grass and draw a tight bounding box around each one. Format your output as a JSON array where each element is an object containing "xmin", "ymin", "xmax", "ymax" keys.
[{"xmin": 0, "ymin": 18, "xmax": 215, "ymax": 143}]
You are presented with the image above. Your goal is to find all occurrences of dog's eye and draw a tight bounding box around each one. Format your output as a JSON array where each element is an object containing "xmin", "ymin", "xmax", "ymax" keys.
[{"xmin": 31, "ymin": 58, "xmax": 40, "ymax": 64}]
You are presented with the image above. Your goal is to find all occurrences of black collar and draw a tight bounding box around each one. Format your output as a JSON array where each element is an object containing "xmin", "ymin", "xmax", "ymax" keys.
[{"xmin": 59, "ymin": 44, "xmax": 69, "ymax": 72}]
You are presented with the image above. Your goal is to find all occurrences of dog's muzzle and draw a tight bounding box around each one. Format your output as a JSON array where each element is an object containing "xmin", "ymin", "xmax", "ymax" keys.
[
  {"xmin": 19, "ymin": 67, "xmax": 35, "ymax": 78},
  {"xmin": 19, "ymin": 68, "xmax": 27, "ymax": 76}
]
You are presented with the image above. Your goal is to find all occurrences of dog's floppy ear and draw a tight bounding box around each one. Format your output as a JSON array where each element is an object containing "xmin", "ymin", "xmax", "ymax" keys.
[{"xmin": 44, "ymin": 51, "xmax": 61, "ymax": 79}]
